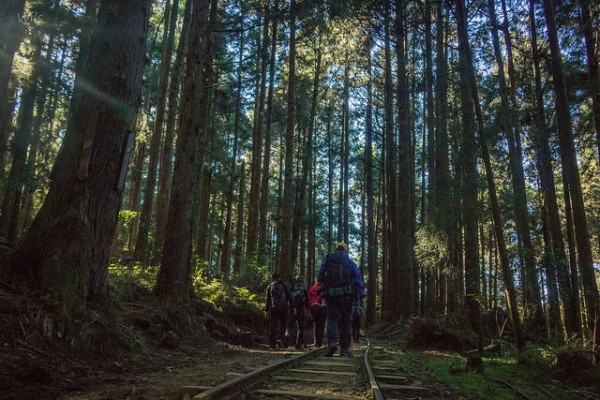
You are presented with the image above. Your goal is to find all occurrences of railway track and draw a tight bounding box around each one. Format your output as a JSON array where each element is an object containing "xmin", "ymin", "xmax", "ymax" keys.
[{"xmin": 177, "ymin": 340, "xmax": 432, "ymax": 399}]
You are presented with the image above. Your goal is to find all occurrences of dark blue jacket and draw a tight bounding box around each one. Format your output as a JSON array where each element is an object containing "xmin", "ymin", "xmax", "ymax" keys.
[{"xmin": 316, "ymin": 250, "xmax": 366, "ymax": 298}]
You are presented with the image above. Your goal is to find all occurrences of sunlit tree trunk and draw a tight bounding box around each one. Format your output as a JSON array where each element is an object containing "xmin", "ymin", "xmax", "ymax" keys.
[
  {"xmin": 0, "ymin": 0, "xmax": 26, "ymax": 170},
  {"xmin": 221, "ymin": 21, "xmax": 244, "ymax": 279},
  {"xmin": 1, "ymin": 0, "xmax": 150, "ymax": 312},
  {"xmin": 156, "ymin": 0, "xmax": 211, "ymax": 299},
  {"xmin": 133, "ymin": 0, "xmax": 178, "ymax": 266},
  {"xmin": 258, "ymin": 0, "xmax": 278, "ymax": 267},
  {"xmin": 459, "ymin": 0, "xmax": 524, "ymax": 349},
  {"xmin": 154, "ymin": 0, "xmax": 192, "ymax": 265},
  {"xmin": 0, "ymin": 36, "xmax": 43, "ymax": 243},
  {"xmin": 247, "ymin": 4, "xmax": 269, "ymax": 260},
  {"xmin": 488, "ymin": 0, "xmax": 545, "ymax": 339},
  {"xmin": 18, "ymin": 34, "xmax": 56, "ymax": 236}
]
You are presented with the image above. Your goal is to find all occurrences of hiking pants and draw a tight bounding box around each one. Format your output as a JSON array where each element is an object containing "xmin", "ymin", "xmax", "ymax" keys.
[
  {"xmin": 269, "ymin": 308, "xmax": 288, "ymax": 347},
  {"xmin": 311, "ymin": 308, "xmax": 327, "ymax": 347},
  {"xmin": 325, "ymin": 295, "xmax": 353, "ymax": 352},
  {"xmin": 287, "ymin": 307, "xmax": 306, "ymax": 347}
]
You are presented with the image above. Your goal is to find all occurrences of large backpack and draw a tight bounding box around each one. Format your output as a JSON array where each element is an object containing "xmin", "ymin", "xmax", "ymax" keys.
[
  {"xmin": 290, "ymin": 284, "xmax": 305, "ymax": 309},
  {"xmin": 323, "ymin": 251, "xmax": 353, "ymax": 296},
  {"xmin": 270, "ymin": 281, "xmax": 287, "ymax": 311}
]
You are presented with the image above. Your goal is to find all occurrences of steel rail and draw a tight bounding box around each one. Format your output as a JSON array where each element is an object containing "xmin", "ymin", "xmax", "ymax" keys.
[{"xmin": 193, "ymin": 346, "xmax": 326, "ymax": 399}]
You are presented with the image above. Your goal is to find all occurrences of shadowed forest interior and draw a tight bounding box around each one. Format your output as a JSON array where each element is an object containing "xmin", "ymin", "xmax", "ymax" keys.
[{"xmin": 0, "ymin": 0, "xmax": 599, "ymax": 396}]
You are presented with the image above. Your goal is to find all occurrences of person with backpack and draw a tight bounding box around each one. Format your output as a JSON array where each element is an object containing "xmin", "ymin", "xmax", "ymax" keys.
[
  {"xmin": 307, "ymin": 279, "xmax": 327, "ymax": 347},
  {"xmin": 265, "ymin": 272, "xmax": 292, "ymax": 349},
  {"xmin": 317, "ymin": 242, "xmax": 366, "ymax": 357},
  {"xmin": 287, "ymin": 275, "xmax": 309, "ymax": 349}
]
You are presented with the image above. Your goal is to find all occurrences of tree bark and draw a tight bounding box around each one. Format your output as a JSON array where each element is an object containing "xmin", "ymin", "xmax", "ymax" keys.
[
  {"xmin": 488, "ymin": 0, "xmax": 545, "ymax": 338},
  {"xmin": 276, "ymin": 0, "xmax": 297, "ymax": 278},
  {"xmin": 542, "ymin": 0, "xmax": 599, "ymax": 344},
  {"xmin": 247, "ymin": 4, "xmax": 269, "ymax": 260},
  {"xmin": 364, "ymin": 30, "xmax": 377, "ymax": 327},
  {"xmin": 578, "ymin": 0, "xmax": 600, "ymax": 164},
  {"xmin": 0, "ymin": 0, "xmax": 26, "ymax": 168},
  {"xmin": 395, "ymin": 0, "xmax": 415, "ymax": 318},
  {"xmin": 1, "ymin": 0, "xmax": 150, "ymax": 312},
  {"xmin": 133, "ymin": 0, "xmax": 179, "ymax": 266},
  {"xmin": 382, "ymin": 0, "xmax": 398, "ymax": 320},
  {"xmin": 153, "ymin": 0, "xmax": 192, "ymax": 265},
  {"xmin": 0, "ymin": 36, "xmax": 43, "ymax": 243},
  {"xmin": 527, "ymin": 0, "xmax": 577, "ymax": 338},
  {"xmin": 156, "ymin": 0, "xmax": 211, "ymax": 299}
]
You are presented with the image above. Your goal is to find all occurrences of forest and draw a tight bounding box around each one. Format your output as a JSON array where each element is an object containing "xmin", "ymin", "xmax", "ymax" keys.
[{"xmin": 0, "ymin": 0, "xmax": 599, "ymax": 398}]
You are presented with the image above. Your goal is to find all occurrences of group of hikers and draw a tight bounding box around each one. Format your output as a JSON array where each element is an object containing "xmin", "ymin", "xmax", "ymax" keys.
[{"xmin": 265, "ymin": 242, "xmax": 366, "ymax": 357}]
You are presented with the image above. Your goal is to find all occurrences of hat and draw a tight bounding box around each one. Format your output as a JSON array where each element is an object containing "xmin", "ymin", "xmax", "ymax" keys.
[{"xmin": 336, "ymin": 242, "xmax": 348, "ymax": 250}]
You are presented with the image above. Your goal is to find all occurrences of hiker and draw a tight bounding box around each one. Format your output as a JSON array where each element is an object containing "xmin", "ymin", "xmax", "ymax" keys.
[
  {"xmin": 265, "ymin": 272, "xmax": 292, "ymax": 349},
  {"xmin": 351, "ymin": 297, "xmax": 364, "ymax": 343},
  {"xmin": 317, "ymin": 241, "xmax": 366, "ymax": 357},
  {"xmin": 287, "ymin": 275, "xmax": 309, "ymax": 349},
  {"xmin": 307, "ymin": 279, "xmax": 327, "ymax": 348}
]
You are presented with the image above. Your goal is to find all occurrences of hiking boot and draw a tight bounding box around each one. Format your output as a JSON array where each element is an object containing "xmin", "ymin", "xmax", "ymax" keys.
[
  {"xmin": 340, "ymin": 348, "xmax": 353, "ymax": 357},
  {"xmin": 325, "ymin": 346, "xmax": 337, "ymax": 357}
]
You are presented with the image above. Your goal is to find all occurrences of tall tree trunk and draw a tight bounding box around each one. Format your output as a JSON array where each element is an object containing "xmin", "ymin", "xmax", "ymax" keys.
[
  {"xmin": 276, "ymin": 0, "xmax": 296, "ymax": 278},
  {"xmin": 247, "ymin": 4, "xmax": 269, "ymax": 260},
  {"xmin": 258, "ymin": 0, "xmax": 279, "ymax": 267},
  {"xmin": 365, "ymin": 30, "xmax": 377, "ymax": 327},
  {"xmin": 578, "ymin": 0, "xmax": 600, "ymax": 163},
  {"xmin": 0, "ymin": 36, "xmax": 43, "ymax": 243},
  {"xmin": 542, "ymin": 0, "xmax": 600, "ymax": 344},
  {"xmin": 342, "ymin": 60, "xmax": 350, "ymax": 244},
  {"xmin": 0, "ymin": 0, "xmax": 26, "ymax": 168},
  {"xmin": 221, "ymin": 20, "xmax": 245, "ymax": 279},
  {"xmin": 233, "ymin": 161, "xmax": 245, "ymax": 275},
  {"xmin": 381, "ymin": 0, "xmax": 398, "ymax": 320},
  {"xmin": 488, "ymin": 0, "xmax": 545, "ymax": 338},
  {"xmin": 156, "ymin": 0, "xmax": 211, "ymax": 299},
  {"xmin": 434, "ymin": 0, "xmax": 451, "ymax": 315},
  {"xmin": 460, "ymin": 0, "xmax": 525, "ymax": 348},
  {"xmin": 528, "ymin": 0, "xmax": 576, "ymax": 338},
  {"xmin": 291, "ymin": 35, "xmax": 321, "ymax": 269},
  {"xmin": 18, "ymin": 34, "xmax": 57, "ymax": 236},
  {"xmin": 127, "ymin": 141, "xmax": 146, "ymax": 250},
  {"xmin": 133, "ymin": 0, "xmax": 179, "ymax": 265},
  {"xmin": 154, "ymin": 0, "xmax": 192, "ymax": 265},
  {"xmin": 1, "ymin": 0, "xmax": 150, "ymax": 311},
  {"xmin": 455, "ymin": 0, "xmax": 485, "ymax": 353},
  {"xmin": 395, "ymin": 0, "xmax": 415, "ymax": 318}
]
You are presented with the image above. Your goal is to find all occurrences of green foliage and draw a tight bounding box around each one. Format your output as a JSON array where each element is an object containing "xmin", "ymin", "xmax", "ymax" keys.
[
  {"xmin": 109, "ymin": 263, "xmax": 156, "ymax": 302},
  {"xmin": 516, "ymin": 344, "xmax": 557, "ymax": 368},
  {"xmin": 423, "ymin": 353, "xmax": 576, "ymax": 399},
  {"xmin": 414, "ymin": 225, "xmax": 449, "ymax": 270}
]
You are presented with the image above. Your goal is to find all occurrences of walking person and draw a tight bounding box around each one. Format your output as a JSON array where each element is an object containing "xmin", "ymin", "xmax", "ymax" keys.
[
  {"xmin": 317, "ymin": 242, "xmax": 366, "ymax": 357},
  {"xmin": 265, "ymin": 272, "xmax": 292, "ymax": 349},
  {"xmin": 287, "ymin": 275, "xmax": 309, "ymax": 349},
  {"xmin": 307, "ymin": 279, "xmax": 327, "ymax": 347}
]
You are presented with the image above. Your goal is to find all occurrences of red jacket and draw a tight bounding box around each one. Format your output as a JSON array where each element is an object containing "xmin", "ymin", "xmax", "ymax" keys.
[{"xmin": 307, "ymin": 284, "xmax": 326, "ymax": 311}]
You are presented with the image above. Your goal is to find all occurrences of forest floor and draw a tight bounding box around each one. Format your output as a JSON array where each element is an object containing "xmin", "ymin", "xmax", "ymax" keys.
[{"xmin": 1, "ymin": 285, "xmax": 599, "ymax": 400}]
